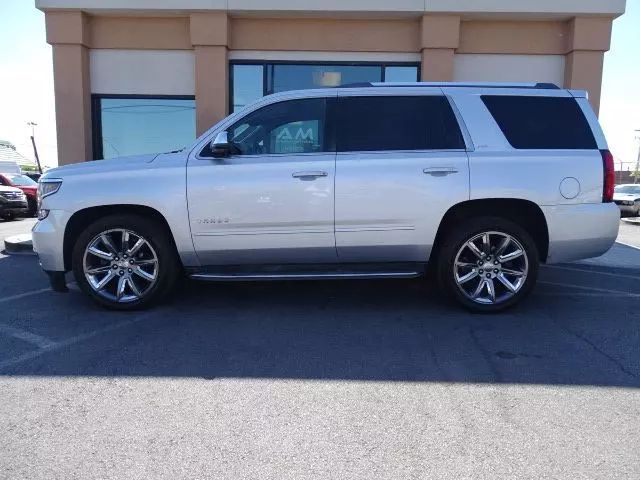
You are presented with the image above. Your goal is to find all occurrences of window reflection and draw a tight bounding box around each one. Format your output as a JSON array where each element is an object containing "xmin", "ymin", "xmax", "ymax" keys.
[
  {"xmin": 231, "ymin": 63, "xmax": 419, "ymax": 112},
  {"xmin": 384, "ymin": 66, "xmax": 420, "ymax": 82},
  {"xmin": 272, "ymin": 65, "xmax": 381, "ymax": 92},
  {"xmin": 232, "ymin": 65, "xmax": 264, "ymax": 111},
  {"xmin": 98, "ymin": 98, "xmax": 196, "ymax": 159}
]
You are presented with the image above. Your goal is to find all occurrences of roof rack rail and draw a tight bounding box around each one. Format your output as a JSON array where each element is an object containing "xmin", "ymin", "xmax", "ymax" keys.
[{"xmin": 338, "ymin": 82, "xmax": 560, "ymax": 90}]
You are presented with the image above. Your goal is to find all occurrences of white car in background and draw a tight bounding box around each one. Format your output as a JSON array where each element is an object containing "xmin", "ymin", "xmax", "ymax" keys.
[
  {"xmin": 613, "ymin": 184, "xmax": 640, "ymax": 217},
  {"xmin": 0, "ymin": 185, "xmax": 28, "ymax": 221}
]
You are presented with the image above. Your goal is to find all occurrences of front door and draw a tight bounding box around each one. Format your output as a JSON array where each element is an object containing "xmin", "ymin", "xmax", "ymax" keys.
[
  {"xmin": 187, "ymin": 96, "xmax": 338, "ymax": 265},
  {"xmin": 334, "ymin": 92, "xmax": 470, "ymax": 262}
]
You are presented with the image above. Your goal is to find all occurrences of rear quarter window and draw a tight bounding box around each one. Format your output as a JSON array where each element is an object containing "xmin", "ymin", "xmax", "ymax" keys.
[{"xmin": 481, "ymin": 95, "xmax": 597, "ymax": 150}]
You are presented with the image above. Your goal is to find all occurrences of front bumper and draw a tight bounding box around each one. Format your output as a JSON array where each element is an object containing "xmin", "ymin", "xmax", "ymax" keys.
[
  {"xmin": 0, "ymin": 200, "xmax": 28, "ymax": 217},
  {"xmin": 542, "ymin": 202, "xmax": 620, "ymax": 264},
  {"xmin": 31, "ymin": 209, "xmax": 72, "ymax": 272},
  {"xmin": 614, "ymin": 203, "xmax": 638, "ymax": 215}
]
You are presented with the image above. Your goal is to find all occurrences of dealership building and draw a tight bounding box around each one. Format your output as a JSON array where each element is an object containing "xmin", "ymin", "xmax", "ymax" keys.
[{"xmin": 36, "ymin": 0, "xmax": 625, "ymax": 165}]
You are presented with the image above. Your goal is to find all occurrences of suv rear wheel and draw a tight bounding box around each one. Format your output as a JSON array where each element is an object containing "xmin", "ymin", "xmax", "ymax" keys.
[
  {"xmin": 436, "ymin": 217, "xmax": 539, "ymax": 312},
  {"xmin": 72, "ymin": 214, "xmax": 180, "ymax": 310}
]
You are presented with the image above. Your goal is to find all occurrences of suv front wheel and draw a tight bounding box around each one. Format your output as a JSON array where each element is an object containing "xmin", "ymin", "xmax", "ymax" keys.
[
  {"xmin": 437, "ymin": 217, "xmax": 539, "ymax": 312},
  {"xmin": 72, "ymin": 214, "xmax": 180, "ymax": 310}
]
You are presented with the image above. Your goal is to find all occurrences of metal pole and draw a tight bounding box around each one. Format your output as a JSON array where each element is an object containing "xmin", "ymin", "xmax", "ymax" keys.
[
  {"xmin": 634, "ymin": 129, "xmax": 640, "ymax": 184},
  {"xmin": 30, "ymin": 136, "xmax": 43, "ymax": 174},
  {"xmin": 27, "ymin": 122, "xmax": 43, "ymax": 174}
]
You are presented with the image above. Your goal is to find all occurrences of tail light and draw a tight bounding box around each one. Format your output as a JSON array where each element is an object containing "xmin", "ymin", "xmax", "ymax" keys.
[{"xmin": 600, "ymin": 149, "xmax": 615, "ymax": 203}]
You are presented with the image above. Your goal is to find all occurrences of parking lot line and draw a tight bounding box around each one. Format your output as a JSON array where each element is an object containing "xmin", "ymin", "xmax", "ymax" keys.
[
  {"xmin": 537, "ymin": 292, "xmax": 635, "ymax": 298},
  {"xmin": 538, "ymin": 280, "xmax": 640, "ymax": 297},
  {"xmin": 0, "ymin": 288, "xmax": 51, "ymax": 305},
  {"xmin": 543, "ymin": 264, "xmax": 640, "ymax": 280},
  {"xmin": 0, "ymin": 323, "xmax": 57, "ymax": 349},
  {"xmin": 0, "ymin": 311, "xmax": 158, "ymax": 372},
  {"xmin": 616, "ymin": 240, "xmax": 640, "ymax": 251}
]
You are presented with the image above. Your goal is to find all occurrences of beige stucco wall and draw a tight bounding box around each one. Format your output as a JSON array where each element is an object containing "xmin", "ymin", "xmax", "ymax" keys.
[{"xmin": 44, "ymin": 10, "xmax": 616, "ymax": 164}]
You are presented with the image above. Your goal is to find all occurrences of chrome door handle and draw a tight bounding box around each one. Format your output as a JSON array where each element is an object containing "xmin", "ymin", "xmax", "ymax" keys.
[
  {"xmin": 292, "ymin": 171, "xmax": 328, "ymax": 179},
  {"xmin": 423, "ymin": 167, "xmax": 459, "ymax": 176}
]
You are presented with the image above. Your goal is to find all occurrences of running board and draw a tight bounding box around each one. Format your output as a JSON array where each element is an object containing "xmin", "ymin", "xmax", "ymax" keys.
[{"xmin": 190, "ymin": 271, "xmax": 422, "ymax": 281}]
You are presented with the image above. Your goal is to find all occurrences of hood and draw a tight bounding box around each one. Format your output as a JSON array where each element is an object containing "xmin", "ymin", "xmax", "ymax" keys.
[
  {"xmin": 43, "ymin": 153, "xmax": 159, "ymax": 179},
  {"xmin": 613, "ymin": 193, "xmax": 640, "ymax": 201},
  {"xmin": 0, "ymin": 185, "xmax": 23, "ymax": 193}
]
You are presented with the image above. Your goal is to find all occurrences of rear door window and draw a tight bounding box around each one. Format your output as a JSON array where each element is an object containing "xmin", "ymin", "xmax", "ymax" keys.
[
  {"xmin": 481, "ymin": 95, "xmax": 597, "ymax": 149},
  {"xmin": 336, "ymin": 95, "xmax": 465, "ymax": 152}
]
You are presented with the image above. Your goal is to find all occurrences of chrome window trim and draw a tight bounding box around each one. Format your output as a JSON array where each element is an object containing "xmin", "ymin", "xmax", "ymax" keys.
[{"xmin": 335, "ymin": 149, "xmax": 468, "ymax": 156}]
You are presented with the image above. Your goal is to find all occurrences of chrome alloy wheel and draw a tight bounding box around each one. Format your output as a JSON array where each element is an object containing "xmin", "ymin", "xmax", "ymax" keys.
[
  {"xmin": 453, "ymin": 231, "xmax": 529, "ymax": 305},
  {"xmin": 83, "ymin": 229, "xmax": 159, "ymax": 303}
]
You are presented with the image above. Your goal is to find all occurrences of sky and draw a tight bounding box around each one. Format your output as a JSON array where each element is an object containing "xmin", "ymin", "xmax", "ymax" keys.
[{"xmin": 0, "ymin": 0, "xmax": 639, "ymax": 169}]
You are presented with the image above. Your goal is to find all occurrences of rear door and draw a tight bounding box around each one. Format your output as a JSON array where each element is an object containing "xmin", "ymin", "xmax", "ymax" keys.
[{"xmin": 334, "ymin": 89, "xmax": 470, "ymax": 262}]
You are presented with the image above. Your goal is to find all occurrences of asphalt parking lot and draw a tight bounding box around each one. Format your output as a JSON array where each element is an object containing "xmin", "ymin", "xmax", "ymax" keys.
[{"xmin": 1, "ymin": 218, "xmax": 639, "ymax": 479}]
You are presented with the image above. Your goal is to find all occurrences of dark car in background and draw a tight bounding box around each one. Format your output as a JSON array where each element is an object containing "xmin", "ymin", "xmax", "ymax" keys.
[
  {"xmin": 613, "ymin": 184, "xmax": 640, "ymax": 217},
  {"xmin": 0, "ymin": 185, "xmax": 28, "ymax": 221},
  {"xmin": 0, "ymin": 173, "xmax": 38, "ymax": 216}
]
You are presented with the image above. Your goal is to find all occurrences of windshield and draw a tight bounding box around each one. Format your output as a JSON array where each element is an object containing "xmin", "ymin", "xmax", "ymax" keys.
[
  {"xmin": 4, "ymin": 174, "xmax": 37, "ymax": 187},
  {"xmin": 615, "ymin": 185, "xmax": 640, "ymax": 194}
]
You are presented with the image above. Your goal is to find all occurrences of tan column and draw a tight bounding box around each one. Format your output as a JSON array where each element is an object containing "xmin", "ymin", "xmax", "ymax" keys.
[
  {"xmin": 194, "ymin": 46, "xmax": 229, "ymax": 134},
  {"xmin": 420, "ymin": 15, "xmax": 460, "ymax": 82},
  {"xmin": 564, "ymin": 17, "xmax": 613, "ymax": 115},
  {"xmin": 564, "ymin": 51, "xmax": 605, "ymax": 113},
  {"xmin": 45, "ymin": 11, "xmax": 92, "ymax": 164},
  {"xmin": 190, "ymin": 13, "xmax": 230, "ymax": 135}
]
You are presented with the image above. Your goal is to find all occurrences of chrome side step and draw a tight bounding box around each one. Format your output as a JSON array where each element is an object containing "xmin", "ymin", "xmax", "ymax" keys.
[{"xmin": 189, "ymin": 271, "xmax": 422, "ymax": 282}]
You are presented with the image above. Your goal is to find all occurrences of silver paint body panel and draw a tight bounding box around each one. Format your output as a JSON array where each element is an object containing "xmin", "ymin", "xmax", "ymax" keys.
[{"xmin": 33, "ymin": 84, "xmax": 619, "ymax": 274}]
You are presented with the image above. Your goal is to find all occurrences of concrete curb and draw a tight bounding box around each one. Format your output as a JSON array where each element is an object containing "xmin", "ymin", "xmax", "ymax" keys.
[
  {"xmin": 621, "ymin": 218, "xmax": 640, "ymax": 227},
  {"xmin": 3, "ymin": 234, "xmax": 35, "ymax": 256}
]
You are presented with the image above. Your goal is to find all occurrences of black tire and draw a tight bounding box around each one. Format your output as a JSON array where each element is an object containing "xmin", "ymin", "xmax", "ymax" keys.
[
  {"xmin": 72, "ymin": 214, "xmax": 181, "ymax": 310},
  {"xmin": 1, "ymin": 213, "xmax": 15, "ymax": 221},
  {"xmin": 27, "ymin": 198, "xmax": 38, "ymax": 217},
  {"xmin": 436, "ymin": 216, "xmax": 539, "ymax": 313}
]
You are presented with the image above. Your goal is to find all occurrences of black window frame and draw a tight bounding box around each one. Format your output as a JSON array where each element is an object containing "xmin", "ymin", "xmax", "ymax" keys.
[
  {"xmin": 91, "ymin": 93, "xmax": 196, "ymax": 160},
  {"xmin": 229, "ymin": 60, "xmax": 421, "ymax": 114}
]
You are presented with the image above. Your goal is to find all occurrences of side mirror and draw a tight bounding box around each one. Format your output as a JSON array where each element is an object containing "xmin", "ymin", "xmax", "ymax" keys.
[{"xmin": 209, "ymin": 131, "xmax": 234, "ymax": 158}]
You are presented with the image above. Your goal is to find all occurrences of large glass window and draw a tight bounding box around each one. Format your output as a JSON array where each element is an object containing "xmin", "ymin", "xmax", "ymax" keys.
[
  {"xmin": 336, "ymin": 96, "xmax": 465, "ymax": 152},
  {"xmin": 271, "ymin": 65, "xmax": 381, "ymax": 93},
  {"xmin": 93, "ymin": 96, "xmax": 196, "ymax": 160},
  {"xmin": 231, "ymin": 62, "xmax": 419, "ymax": 112},
  {"xmin": 232, "ymin": 65, "xmax": 264, "ymax": 112},
  {"xmin": 481, "ymin": 96, "xmax": 597, "ymax": 150}
]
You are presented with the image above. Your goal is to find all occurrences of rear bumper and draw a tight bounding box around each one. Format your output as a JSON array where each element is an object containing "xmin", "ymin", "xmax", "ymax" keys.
[
  {"xmin": 542, "ymin": 203, "xmax": 619, "ymax": 264},
  {"xmin": 31, "ymin": 209, "xmax": 72, "ymax": 272}
]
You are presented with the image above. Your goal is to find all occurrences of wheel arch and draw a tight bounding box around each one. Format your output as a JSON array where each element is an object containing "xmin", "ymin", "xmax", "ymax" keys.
[
  {"xmin": 431, "ymin": 198, "xmax": 550, "ymax": 263},
  {"xmin": 63, "ymin": 204, "xmax": 180, "ymax": 271}
]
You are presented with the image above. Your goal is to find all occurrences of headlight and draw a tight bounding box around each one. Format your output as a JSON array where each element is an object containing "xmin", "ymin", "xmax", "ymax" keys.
[{"xmin": 37, "ymin": 179, "xmax": 62, "ymax": 205}]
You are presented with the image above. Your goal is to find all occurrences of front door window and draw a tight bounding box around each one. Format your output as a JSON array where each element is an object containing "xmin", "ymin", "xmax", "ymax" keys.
[{"xmin": 225, "ymin": 98, "xmax": 327, "ymax": 156}]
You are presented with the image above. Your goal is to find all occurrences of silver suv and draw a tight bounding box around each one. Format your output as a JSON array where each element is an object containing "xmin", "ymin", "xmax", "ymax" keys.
[{"xmin": 33, "ymin": 82, "xmax": 619, "ymax": 312}]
